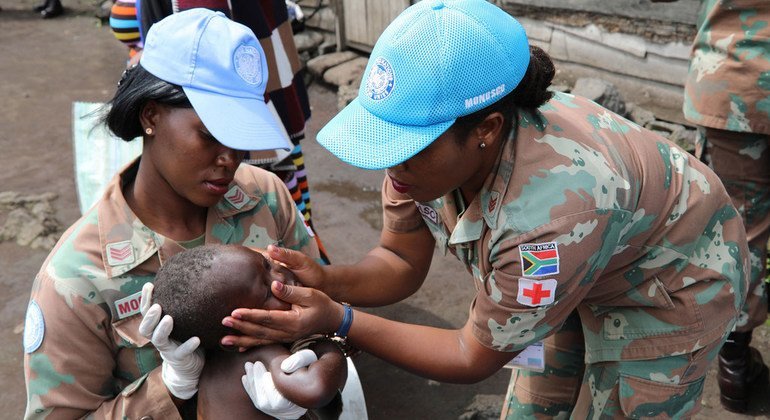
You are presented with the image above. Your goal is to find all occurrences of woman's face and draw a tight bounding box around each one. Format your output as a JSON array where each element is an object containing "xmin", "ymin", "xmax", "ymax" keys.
[
  {"xmin": 141, "ymin": 103, "xmax": 247, "ymax": 208},
  {"xmin": 385, "ymin": 128, "xmax": 489, "ymax": 203}
]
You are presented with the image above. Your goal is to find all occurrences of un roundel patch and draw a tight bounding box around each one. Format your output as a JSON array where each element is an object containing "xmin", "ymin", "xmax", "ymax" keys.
[
  {"xmin": 23, "ymin": 300, "xmax": 45, "ymax": 354},
  {"xmin": 233, "ymin": 45, "xmax": 263, "ymax": 85},
  {"xmin": 366, "ymin": 57, "xmax": 395, "ymax": 101}
]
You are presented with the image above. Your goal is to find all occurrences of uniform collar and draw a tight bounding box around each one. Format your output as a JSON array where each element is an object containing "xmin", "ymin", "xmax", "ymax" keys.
[
  {"xmin": 97, "ymin": 159, "xmax": 261, "ymax": 278},
  {"xmin": 446, "ymin": 126, "xmax": 516, "ymax": 245}
]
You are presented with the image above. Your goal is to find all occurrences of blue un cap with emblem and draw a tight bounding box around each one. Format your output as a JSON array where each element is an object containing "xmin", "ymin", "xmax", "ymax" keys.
[
  {"xmin": 140, "ymin": 8, "xmax": 290, "ymax": 151},
  {"xmin": 317, "ymin": 0, "xmax": 530, "ymax": 170}
]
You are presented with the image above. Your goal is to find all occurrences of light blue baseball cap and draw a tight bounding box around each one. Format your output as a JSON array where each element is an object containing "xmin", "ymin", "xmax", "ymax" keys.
[
  {"xmin": 317, "ymin": 0, "xmax": 530, "ymax": 170},
  {"xmin": 140, "ymin": 8, "xmax": 291, "ymax": 151}
]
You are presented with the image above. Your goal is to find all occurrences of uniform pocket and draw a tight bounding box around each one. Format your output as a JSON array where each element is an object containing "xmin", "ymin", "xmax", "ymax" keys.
[
  {"xmin": 113, "ymin": 315, "xmax": 151, "ymax": 347},
  {"xmin": 618, "ymin": 374, "xmax": 705, "ymax": 419}
]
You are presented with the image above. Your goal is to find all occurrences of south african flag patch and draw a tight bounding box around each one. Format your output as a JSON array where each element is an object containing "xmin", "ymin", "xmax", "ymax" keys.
[{"xmin": 519, "ymin": 242, "xmax": 559, "ymax": 277}]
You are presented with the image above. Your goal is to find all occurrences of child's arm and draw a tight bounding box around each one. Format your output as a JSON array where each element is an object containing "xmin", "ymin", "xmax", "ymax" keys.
[{"xmin": 253, "ymin": 340, "xmax": 348, "ymax": 408}]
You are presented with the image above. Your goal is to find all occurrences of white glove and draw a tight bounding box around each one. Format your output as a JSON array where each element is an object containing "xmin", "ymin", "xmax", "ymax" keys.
[
  {"xmin": 138, "ymin": 283, "xmax": 205, "ymax": 400},
  {"xmin": 281, "ymin": 349, "xmax": 318, "ymax": 373},
  {"xmin": 242, "ymin": 361, "xmax": 308, "ymax": 420}
]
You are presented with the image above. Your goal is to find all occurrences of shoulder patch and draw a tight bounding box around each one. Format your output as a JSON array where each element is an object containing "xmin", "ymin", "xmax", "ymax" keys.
[
  {"xmin": 23, "ymin": 300, "xmax": 45, "ymax": 353},
  {"xmin": 106, "ymin": 240, "xmax": 135, "ymax": 266},
  {"xmin": 516, "ymin": 278, "xmax": 557, "ymax": 307},
  {"xmin": 519, "ymin": 242, "xmax": 559, "ymax": 277},
  {"xmin": 225, "ymin": 186, "xmax": 248, "ymax": 209}
]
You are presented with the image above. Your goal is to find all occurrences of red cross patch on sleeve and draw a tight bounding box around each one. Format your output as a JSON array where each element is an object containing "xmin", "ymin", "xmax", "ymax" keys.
[{"xmin": 516, "ymin": 278, "xmax": 557, "ymax": 307}]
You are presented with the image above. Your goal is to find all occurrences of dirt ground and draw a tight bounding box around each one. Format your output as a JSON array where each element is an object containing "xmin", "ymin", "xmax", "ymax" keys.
[{"xmin": 1, "ymin": 1, "xmax": 769, "ymax": 419}]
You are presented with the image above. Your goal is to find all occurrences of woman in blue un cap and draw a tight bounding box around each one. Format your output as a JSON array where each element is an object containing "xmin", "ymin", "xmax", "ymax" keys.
[
  {"xmin": 223, "ymin": 0, "xmax": 751, "ymax": 418},
  {"xmin": 22, "ymin": 8, "xmax": 325, "ymax": 419}
]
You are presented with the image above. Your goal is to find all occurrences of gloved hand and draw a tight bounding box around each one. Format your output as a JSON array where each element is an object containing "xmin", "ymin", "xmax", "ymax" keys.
[
  {"xmin": 242, "ymin": 361, "xmax": 308, "ymax": 420},
  {"xmin": 280, "ymin": 348, "xmax": 318, "ymax": 373},
  {"xmin": 138, "ymin": 283, "xmax": 205, "ymax": 400}
]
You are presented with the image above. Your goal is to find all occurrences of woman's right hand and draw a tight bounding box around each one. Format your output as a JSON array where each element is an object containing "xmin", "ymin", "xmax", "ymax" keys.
[
  {"xmin": 266, "ymin": 245, "xmax": 328, "ymax": 289},
  {"xmin": 221, "ymin": 281, "xmax": 344, "ymax": 350}
]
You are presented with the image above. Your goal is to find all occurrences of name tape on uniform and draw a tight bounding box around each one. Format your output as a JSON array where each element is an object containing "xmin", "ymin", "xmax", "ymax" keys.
[{"xmin": 114, "ymin": 291, "xmax": 143, "ymax": 319}]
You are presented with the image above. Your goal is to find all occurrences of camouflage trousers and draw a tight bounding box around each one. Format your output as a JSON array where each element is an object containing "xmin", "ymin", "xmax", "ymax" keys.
[
  {"xmin": 696, "ymin": 127, "xmax": 770, "ymax": 330},
  {"xmin": 501, "ymin": 312, "xmax": 724, "ymax": 419}
]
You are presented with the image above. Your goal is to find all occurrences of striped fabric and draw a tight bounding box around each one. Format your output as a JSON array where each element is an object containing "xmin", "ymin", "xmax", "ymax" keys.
[{"xmin": 110, "ymin": 0, "xmax": 143, "ymax": 57}]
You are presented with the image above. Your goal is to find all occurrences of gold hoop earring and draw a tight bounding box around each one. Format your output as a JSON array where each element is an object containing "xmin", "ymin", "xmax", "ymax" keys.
[{"xmin": 145, "ymin": 127, "xmax": 153, "ymax": 135}]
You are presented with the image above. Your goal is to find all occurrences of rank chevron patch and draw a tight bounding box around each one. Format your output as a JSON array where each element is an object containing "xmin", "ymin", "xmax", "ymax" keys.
[{"xmin": 519, "ymin": 242, "xmax": 559, "ymax": 277}]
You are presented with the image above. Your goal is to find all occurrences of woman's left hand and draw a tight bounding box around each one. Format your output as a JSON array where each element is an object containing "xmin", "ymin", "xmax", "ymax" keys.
[{"xmin": 221, "ymin": 282, "xmax": 343, "ymax": 350}]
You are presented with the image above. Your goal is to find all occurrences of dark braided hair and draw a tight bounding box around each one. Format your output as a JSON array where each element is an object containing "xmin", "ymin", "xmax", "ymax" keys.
[
  {"xmin": 449, "ymin": 45, "xmax": 555, "ymax": 140},
  {"xmin": 102, "ymin": 64, "xmax": 192, "ymax": 141}
]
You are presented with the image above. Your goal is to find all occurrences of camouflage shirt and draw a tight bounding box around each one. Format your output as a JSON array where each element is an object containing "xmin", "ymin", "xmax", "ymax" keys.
[
  {"xmin": 384, "ymin": 92, "xmax": 749, "ymax": 363},
  {"xmin": 683, "ymin": 0, "xmax": 770, "ymax": 135},
  {"xmin": 23, "ymin": 160, "xmax": 319, "ymax": 419}
]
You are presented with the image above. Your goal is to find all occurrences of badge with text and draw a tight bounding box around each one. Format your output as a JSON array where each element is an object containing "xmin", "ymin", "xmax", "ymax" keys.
[
  {"xmin": 504, "ymin": 341, "xmax": 545, "ymax": 372},
  {"xmin": 225, "ymin": 186, "xmax": 248, "ymax": 209},
  {"xmin": 23, "ymin": 300, "xmax": 45, "ymax": 354},
  {"xmin": 519, "ymin": 242, "xmax": 559, "ymax": 277},
  {"xmin": 415, "ymin": 203, "xmax": 439, "ymax": 225},
  {"xmin": 106, "ymin": 241, "xmax": 135, "ymax": 266},
  {"xmin": 516, "ymin": 278, "xmax": 557, "ymax": 307},
  {"xmin": 114, "ymin": 291, "xmax": 143, "ymax": 319}
]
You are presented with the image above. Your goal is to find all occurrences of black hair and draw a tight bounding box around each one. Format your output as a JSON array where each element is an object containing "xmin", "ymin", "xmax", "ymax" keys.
[
  {"xmin": 153, "ymin": 245, "xmax": 256, "ymax": 350},
  {"xmin": 103, "ymin": 64, "xmax": 192, "ymax": 141},
  {"xmin": 449, "ymin": 45, "xmax": 555, "ymax": 140}
]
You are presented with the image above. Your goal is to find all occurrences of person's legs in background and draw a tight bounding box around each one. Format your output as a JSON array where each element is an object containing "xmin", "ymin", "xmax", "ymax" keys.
[{"xmin": 697, "ymin": 127, "xmax": 770, "ymax": 413}]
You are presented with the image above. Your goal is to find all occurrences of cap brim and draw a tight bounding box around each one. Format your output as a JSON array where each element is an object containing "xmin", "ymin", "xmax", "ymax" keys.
[
  {"xmin": 183, "ymin": 87, "xmax": 291, "ymax": 151},
  {"xmin": 317, "ymin": 98, "xmax": 454, "ymax": 170}
]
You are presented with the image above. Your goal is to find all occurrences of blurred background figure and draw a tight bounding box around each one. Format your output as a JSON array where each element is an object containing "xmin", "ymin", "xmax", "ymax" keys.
[
  {"xmin": 33, "ymin": 0, "xmax": 63, "ymax": 18},
  {"xmin": 681, "ymin": 0, "xmax": 770, "ymax": 413}
]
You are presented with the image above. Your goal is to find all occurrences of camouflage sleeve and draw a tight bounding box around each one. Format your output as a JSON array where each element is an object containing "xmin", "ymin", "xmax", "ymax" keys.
[
  {"xmin": 23, "ymin": 272, "xmax": 180, "ymax": 419},
  {"xmin": 264, "ymin": 170, "xmax": 321, "ymax": 262},
  {"xmin": 471, "ymin": 210, "xmax": 615, "ymax": 352},
  {"xmin": 381, "ymin": 176, "xmax": 425, "ymax": 233}
]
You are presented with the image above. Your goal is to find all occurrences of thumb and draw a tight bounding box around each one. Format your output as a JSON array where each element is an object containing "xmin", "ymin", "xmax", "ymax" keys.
[
  {"xmin": 267, "ymin": 245, "xmax": 310, "ymax": 271},
  {"xmin": 270, "ymin": 281, "xmax": 313, "ymax": 307}
]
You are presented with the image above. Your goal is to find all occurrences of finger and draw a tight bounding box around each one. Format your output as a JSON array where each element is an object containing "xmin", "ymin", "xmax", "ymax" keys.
[
  {"xmin": 221, "ymin": 334, "xmax": 276, "ymax": 349},
  {"xmin": 267, "ymin": 245, "xmax": 308, "ymax": 270},
  {"xmin": 251, "ymin": 361, "xmax": 268, "ymax": 378},
  {"xmin": 280, "ymin": 348, "xmax": 318, "ymax": 373},
  {"xmin": 140, "ymin": 283, "xmax": 154, "ymax": 315},
  {"xmin": 223, "ymin": 316, "xmax": 297, "ymax": 343},
  {"xmin": 152, "ymin": 315, "xmax": 174, "ymax": 348},
  {"xmin": 270, "ymin": 281, "xmax": 314, "ymax": 306},
  {"xmin": 138, "ymin": 304, "xmax": 161, "ymax": 338},
  {"xmin": 174, "ymin": 336, "xmax": 201, "ymax": 357}
]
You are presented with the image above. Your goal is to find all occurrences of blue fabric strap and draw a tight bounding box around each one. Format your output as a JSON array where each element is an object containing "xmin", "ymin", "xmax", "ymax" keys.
[{"xmin": 335, "ymin": 303, "xmax": 353, "ymax": 338}]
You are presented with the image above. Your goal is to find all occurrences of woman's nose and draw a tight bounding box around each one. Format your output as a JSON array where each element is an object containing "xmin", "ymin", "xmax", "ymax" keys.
[{"xmin": 216, "ymin": 147, "xmax": 244, "ymax": 168}]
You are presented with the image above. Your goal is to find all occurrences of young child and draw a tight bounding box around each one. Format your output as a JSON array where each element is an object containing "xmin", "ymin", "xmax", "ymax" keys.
[{"xmin": 152, "ymin": 244, "xmax": 346, "ymax": 419}]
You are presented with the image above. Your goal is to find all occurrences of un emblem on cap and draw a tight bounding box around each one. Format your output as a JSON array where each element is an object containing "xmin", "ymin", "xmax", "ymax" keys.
[
  {"xmin": 366, "ymin": 57, "xmax": 395, "ymax": 101},
  {"xmin": 233, "ymin": 45, "xmax": 262, "ymax": 85}
]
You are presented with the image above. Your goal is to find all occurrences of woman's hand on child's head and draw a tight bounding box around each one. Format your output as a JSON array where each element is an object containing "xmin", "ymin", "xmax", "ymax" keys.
[
  {"xmin": 267, "ymin": 245, "xmax": 326, "ymax": 289},
  {"xmin": 220, "ymin": 282, "xmax": 342, "ymax": 350}
]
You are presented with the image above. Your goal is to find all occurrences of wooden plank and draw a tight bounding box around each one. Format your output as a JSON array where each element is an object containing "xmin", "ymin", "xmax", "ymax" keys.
[
  {"xmin": 502, "ymin": 0, "xmax": 701, "ymax": 25},
  {"xmin": 343, "ymin": 0, "xmax": 410, "ymax": 50}
]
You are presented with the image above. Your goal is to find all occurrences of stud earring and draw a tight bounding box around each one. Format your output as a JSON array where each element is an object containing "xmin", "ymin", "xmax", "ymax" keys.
[
  {"xmin": 145, "ymin": 127, "xmax": 153, "ymax": 135},
  {"xmin": 479, "ymin": 142, "xmax": 486, "ymax": 149}
]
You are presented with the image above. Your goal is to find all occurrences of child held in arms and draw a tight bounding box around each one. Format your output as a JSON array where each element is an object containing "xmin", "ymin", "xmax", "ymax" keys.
[{"xmin": 151, "ymin": 244, "xmax": 347, "ymax": 419}]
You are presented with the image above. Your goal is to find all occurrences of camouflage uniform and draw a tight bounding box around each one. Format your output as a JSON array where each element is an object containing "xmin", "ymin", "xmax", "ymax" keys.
[
  {"xmin": 383, "ymin": 92, "xmax": 749, "ymax": 418},
  {"xmin": 684, "ymin": 0, "xmax": 770, "ymax": 332},
  {"xmin": 22, "ymin": 160, "xmax": 320, "ymax": 419}
]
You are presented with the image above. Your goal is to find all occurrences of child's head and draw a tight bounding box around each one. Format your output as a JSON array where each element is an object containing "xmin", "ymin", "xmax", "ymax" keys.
[{"xmin": 152, "ymin": 244, "xmax": 296, "ymax": 350}]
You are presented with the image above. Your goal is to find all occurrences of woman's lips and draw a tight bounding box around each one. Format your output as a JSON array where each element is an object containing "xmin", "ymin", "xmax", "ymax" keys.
[
  {"xmin": 204, "ymin": 179, "xmax": 231, "ymax": 195},
  {"xmin": 390, "ymin": 176, "xmax": 411, "ymax": 194}
]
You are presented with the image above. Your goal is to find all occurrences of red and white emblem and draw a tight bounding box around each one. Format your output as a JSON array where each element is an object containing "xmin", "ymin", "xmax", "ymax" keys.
[
  {"xmin": 225, "ymin": 186, "xmax": 248, "ymax": 209},
  {"xmin": 516, "ymin": 278, "xmax": 557, "ymax": 307},
  {"xmin": 106, "ymin": 241, "xmax": 135, "ymax": 266}
]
